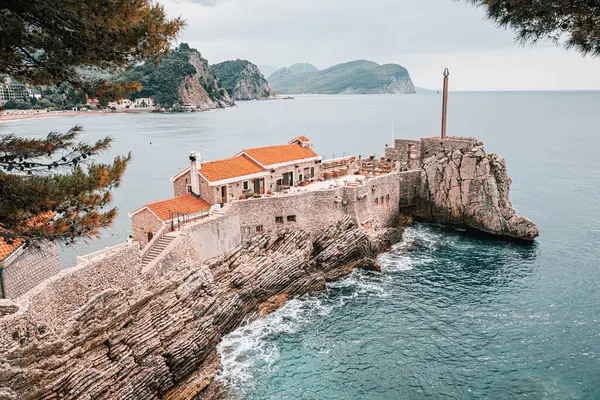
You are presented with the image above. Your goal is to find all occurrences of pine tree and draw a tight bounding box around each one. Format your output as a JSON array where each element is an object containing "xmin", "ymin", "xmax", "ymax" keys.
[
  {"xmin": 0, "ymin": 1, "xmax": 183, "ymax": 246},
  {"xmin": 463, "ymin": 1, "xmax": 600, "ymax": 57}
]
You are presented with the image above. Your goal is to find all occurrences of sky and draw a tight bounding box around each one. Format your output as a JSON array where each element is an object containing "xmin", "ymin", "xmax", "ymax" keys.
[{"xmin": 161, "ymin": 0, "xmax": 600, "ymax": 91}]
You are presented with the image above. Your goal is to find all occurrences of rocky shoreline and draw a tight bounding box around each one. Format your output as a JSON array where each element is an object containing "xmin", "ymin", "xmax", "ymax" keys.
[{"xmin": 0, "ymin": 217, "xmax": 403, "ymax": 400}]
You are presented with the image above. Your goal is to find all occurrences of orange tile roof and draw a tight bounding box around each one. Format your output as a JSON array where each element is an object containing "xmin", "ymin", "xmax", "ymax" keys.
[
  {"xmin": 0, "ymin": 237, "xmax": 23, "ymax": 262},
  {"xmin": 141, "ymin": 194, "xmax": 211, "ymax": 221},
  {"xmin": 199, "ymin": 154, "xmax": 265, "ymax": 183},
  {"xmin": 296, "ymin": 136, "xmax": 310, "ymax": 142},
  {"xmin": 0, "ymin": 212, "xmax": 55, "ymax": 262},
  {"xmin": 244, "ymin": 143, "xmax": 318, "ymax": 166}
]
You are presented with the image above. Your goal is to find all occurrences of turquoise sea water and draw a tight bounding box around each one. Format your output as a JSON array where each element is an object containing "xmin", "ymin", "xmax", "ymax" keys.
[{"xmin": 1, "ymin": 92, "xmax": 599, "ymax": 399}]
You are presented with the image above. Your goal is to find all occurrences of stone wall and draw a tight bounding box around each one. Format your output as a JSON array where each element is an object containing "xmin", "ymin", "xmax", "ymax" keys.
[
  {"xmin": 420, "ymin": 136, "xmax": 477, "ymax": 160},
  {"xmin": 131, "ymin": 208, "xmax": 164, "ymax": 249},
  {"xmin": 0, "ymin": 243, "xmax": 141, "ymax": 338},
  {"xmin": 173, "ymin": 171, "xmax": 191, "ymax": 197},
  {"xmin": 1, "ymin": 242, "xmax": 60, "ymax": 299},
  {"xmin": 228, "ymin": 172, "xmax": 403, "ymax": 241},
  {"xmin": 385, "ymin": 139, "xmax": 422, "ymax": 170}
]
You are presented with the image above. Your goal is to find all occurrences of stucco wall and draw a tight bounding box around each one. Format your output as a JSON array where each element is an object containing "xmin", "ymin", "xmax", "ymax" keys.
[
  {"xmin": 187, "ymin": 214, "xmax": 242, "ymax": 262},
  {"xmin": 1, "ymin": 242, "xmax": 60, "ymax": 299}
]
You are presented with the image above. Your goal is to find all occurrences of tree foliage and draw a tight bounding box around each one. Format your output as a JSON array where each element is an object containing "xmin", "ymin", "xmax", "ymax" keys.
[
  {"xmin": 463, "ymin": 0, "xmax": 600, "ymax": 57},
  {"xmin": 0, "ymin": 0, "xmax": 182, "ymax": 246},
  {"xmin": 0, "ymin": 0, "xmax": 184, "ymax": 88},
  {"xmin": 0, "ymin": 127, "xmax": 131, "ymax": 246}
]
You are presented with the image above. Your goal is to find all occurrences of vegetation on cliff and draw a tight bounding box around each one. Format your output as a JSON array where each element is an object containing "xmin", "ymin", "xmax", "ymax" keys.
[
  {"xmin": 268, "ymin": 60, "xmax": 415, "ymax": 94},
  {"xmin": 119, "ymin": 43, "xmax": 232, "ymax": 108},
  {"xmin": 0, "ymin": 0, "xmax": 182, "ymax": 245},
  {"xmin": 211, "ymin": 60, "xmax": 275, "ymax": 100}
]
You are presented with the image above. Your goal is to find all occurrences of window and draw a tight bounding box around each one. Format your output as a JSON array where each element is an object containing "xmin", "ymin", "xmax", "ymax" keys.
[
  {"xmin": 299, "ymin": 173, "xmax": 303, "ymax": 182},
  {"xmin": 275, "ymin": 216, "xmax": 284, "ymax": 224},
  {"xmin": 287, "ymin": 215, "xmax": 297, "ymax": 222},
  {"xmin": 256, "ymin": 225, "xmax": 263, "ymax": 233},
  {"xmin": 310, "ymin": 167, "xmax": 315, "ymax": 177},
  {"xmin": 375, "ymin": 197, "xmax": 379, "ymax": 204},
  {"xmin": 186, "ymin": 184, "xmax": 192, "ymax": 193},
  {"xmin": 243, "ymin": 181, "xmax": 249, "ymax": 190},
  {"xmin": 304, "ymin": 167, "xmax": 310, "ymax": 178}
]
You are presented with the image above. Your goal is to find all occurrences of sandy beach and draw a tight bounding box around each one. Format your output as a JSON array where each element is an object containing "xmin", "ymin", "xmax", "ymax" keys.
[{"xmin": 0, "ymin": 110, "xmax": 146, "ymax": 123}]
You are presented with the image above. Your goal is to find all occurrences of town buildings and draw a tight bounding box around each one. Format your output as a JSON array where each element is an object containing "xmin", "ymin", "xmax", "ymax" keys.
[
  {"xmin": 0, "ymin": 77, "xmax": 30, "ymax": 104},
  {"xmin": 130, "ymin": 136, "xmax": 321, "ymax": 249}
]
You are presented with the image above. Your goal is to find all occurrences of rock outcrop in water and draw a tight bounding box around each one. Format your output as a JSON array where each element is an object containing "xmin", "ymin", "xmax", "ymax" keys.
[
  {"xmin": 0, "ymin": 217, "xmax": 402, "ymax": 400},
  {"xmin": 413, "ymin": 138, "xmax": 539, "ymax": 241}
]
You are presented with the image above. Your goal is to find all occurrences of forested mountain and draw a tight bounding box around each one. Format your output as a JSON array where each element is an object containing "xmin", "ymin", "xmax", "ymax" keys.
[
  {"xmin": 211, "ymin": 60, "xmax": 275, "ymax": 100},
  {"xmin": 267, "ymin": 60, "xmax": 415, "ymax": 95}
]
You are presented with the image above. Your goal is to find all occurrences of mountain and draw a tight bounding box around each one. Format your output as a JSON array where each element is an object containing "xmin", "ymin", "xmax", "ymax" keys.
[
  {"xmin": 120, "ymin": 43, "xmax": 233, "ymax": 110},
  {"xmin": 267, "ymin": 60, "xmax": 415, "ymax": 95},
  {"xmin": 258, "ymin": 65, "xmax": 279, "ymax": 78},
  {"xmin": 211, "ymin": 60, "xmax": 275, "ymax": 100}
]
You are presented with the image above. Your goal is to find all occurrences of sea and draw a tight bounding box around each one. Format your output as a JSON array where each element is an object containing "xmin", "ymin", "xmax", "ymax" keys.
[{"xmin": 1, "ymin": 92, "xmax": 599, "ymax": 399}]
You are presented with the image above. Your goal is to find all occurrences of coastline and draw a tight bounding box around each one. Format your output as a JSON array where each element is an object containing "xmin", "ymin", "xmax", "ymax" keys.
[{"xmin": 0, "ymin": 110, "xmax": 147, "ymax": 123}]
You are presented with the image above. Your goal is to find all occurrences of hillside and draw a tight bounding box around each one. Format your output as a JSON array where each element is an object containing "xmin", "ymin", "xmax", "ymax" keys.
[
  {"xmin": 267, "ymin": 60, "xmax": 415, "ymax": 95},
  {"xmin": 211, "ymin": 60, "xmax": 275, "ymax": 100},
  {"xmin": 119, "ymin": 43, "xmax": 233, "ymax": 110}
]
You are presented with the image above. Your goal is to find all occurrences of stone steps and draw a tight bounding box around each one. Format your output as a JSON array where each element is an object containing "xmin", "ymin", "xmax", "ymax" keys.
[{"xmin": 142, "ymin": 235, "xmax": 176, "ymax": 266}]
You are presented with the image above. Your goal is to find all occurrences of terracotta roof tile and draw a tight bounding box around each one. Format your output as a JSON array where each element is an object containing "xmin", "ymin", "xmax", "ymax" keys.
[
  {"xmin": 296, "ymin": 136, "xmax": 310, "ymax": 142},
  {"xmin": 0, "ymin": 237, "xmax": 23, "ymax": 262},
  {"xmin": 0, "ymin": 211, "xmax": 55, "ymax": 262},
  {"xmin": 244, "ymin": 143, "xmax": 318, "ymax": 166},
  {"xmin": 141, "ymin": 194, "xmax": 211, "ymax": 221},
  {"xmin": 199, "ymin": 154, "xmax": 264, "ymax": 183}
]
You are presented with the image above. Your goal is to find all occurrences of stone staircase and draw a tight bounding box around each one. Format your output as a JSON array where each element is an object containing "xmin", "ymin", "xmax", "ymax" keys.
[{"xmin": 142, "ymin": 234, "xmax": 176, "ymax": 266}]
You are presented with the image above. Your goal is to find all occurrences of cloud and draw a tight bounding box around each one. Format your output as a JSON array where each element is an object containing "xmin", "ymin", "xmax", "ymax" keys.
[{"xmin": 160, "ymin": 0, "xmax": 600, "ymax": 90}]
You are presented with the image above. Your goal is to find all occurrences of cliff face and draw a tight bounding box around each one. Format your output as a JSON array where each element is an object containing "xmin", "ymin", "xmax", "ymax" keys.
[
  {"xmin": 211, "ymin": 60, "xmax": 275, "ymax": 100},
  {"xmin": 414, "ymin": 138, "xmax": 539, "ymax": 241},
  {"xmin": 178, "ymin": 52, "xmax": 234, "ymax": 110},
  {"xmin": 341, "ymin": 75, "xmax": 415, "ymax": 95},
  {"xmin": 0, "ymin": 217, "xmax": 402, "ymax": 400},
  {"xmin": 121, "ymin": 43, "xmax": 234, "ymax": 110}
]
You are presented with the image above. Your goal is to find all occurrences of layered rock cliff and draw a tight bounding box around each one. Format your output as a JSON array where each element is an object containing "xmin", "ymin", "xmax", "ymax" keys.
[
  {"xmin": 0, "ymin": 217, "xmax": 402, "ymax": 400},
  {"xmin": 211, "ymin": 60, "xmax": 275, "ymax": 100},
  {"xmin": 179, "ymin": 51, "xmax": 234, "ymax": 110},
  {"xmin": 413, "ymin": 138, "xmax": 539, "ymax": 241}
]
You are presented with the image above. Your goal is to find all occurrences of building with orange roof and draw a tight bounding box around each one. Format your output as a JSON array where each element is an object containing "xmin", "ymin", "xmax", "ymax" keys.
[
  {"xmin": 1, "ymin": 213, "xmax": 60, "ymax": 299},
  {"xmin": 128, "ymin": 194, "xmax": 211, "ymax": 248},
  {"xmin": 171, "ymin": 137, "xmax": 321, "ymax": 205}
]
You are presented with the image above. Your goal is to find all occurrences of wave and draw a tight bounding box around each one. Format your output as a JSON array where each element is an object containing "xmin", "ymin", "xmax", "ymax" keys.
[{"xmin": 216, "ymin": 224, "xmax": 440, "ymax": 397}]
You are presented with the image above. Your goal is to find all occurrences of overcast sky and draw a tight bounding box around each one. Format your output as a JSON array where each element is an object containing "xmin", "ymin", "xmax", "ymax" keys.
[{"xmin": 161, "ymin": 0, "xmax": 600, "ymax": 91}]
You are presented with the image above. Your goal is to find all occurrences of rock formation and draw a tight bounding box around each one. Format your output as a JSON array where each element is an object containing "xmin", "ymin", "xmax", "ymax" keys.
[
  {"xmin": 178, "ymin": 51, "xmax": 234, "ymax": 110},
  {"xmin": 413, "ymin": 138, "xmax": 539, "ymax": 241},
  {"xmin": 0, "ymin": 217, "xmax": 402, "ymax": 400},
  {"xmin": 211, "ymin": 60, "xmax": 275, "ymax": 100}
]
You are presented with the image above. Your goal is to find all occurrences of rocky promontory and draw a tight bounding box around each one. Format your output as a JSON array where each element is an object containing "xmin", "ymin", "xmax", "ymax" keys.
[
  {"xmin": 120, "ymin": 43, "xmax": 234, "ymax": 110},
  {"xmin": 211, "ymin": 60, "xmax": 275, "ymax": 100},
  {"xmin": 0, "ymin": 217, "xmax": 402, "ymax": 399},
  {"xmin": 413, "ymin": 138, "xmax": 539, "ymax": 241}
]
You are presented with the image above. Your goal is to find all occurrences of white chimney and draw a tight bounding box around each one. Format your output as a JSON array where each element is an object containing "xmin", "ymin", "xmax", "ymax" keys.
[{"xmin": 189, "ymin": 151, "xmax": 200, "ymax": 196}]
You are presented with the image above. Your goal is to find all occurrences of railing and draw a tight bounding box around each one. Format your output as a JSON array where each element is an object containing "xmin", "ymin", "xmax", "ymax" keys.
[{"xmin": 76, "ymin": 242, "xmax": 136, "ymax": 265}]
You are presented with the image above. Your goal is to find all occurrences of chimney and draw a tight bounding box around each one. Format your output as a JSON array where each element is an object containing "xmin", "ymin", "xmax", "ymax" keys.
[{"xmin": 189, "ymin": 151, "xmax": 200, "ymax": 196}]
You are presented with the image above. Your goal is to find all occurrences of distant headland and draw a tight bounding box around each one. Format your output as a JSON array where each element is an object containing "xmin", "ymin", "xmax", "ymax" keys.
[{"xmin": 267, "ymin": 61, "xmax": 416, "ymax": 95}]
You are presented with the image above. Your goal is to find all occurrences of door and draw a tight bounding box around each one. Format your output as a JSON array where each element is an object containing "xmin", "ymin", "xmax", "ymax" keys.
[
  {"xmin": 253, "ymin": 178, "xmax": 261, "ymax": 194},
  {"xmin": 221, "ymin": 185, "xmax": 227, "ymax": 203}
]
